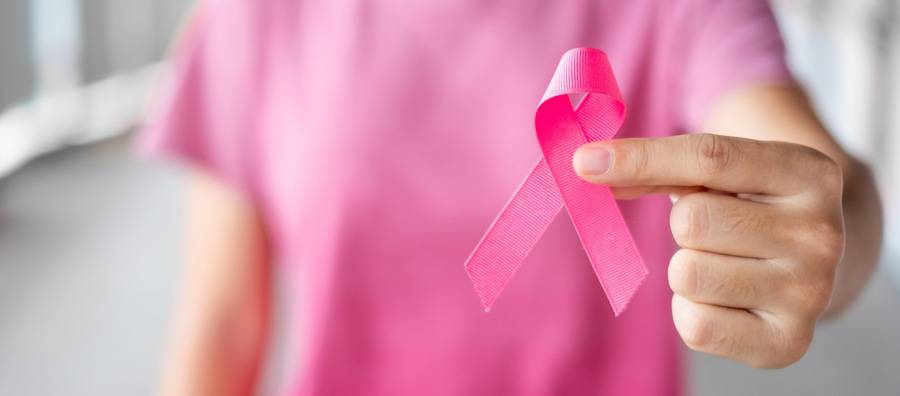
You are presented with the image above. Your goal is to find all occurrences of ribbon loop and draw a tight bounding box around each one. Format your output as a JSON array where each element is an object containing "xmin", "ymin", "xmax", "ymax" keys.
[{"xmin": 464, "ymin": 48, "xmax": 647, "ymax": 316}]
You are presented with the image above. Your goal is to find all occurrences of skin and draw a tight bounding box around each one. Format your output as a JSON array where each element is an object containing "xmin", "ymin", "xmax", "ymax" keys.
[
  {"xmin": 160, "ymin": 84, "xmax": 882, "ymax": 394},
  {"xmin": 159, "ymin": 172, "xmax": 271, "ymax": 396},
  {"xmin": 574, "ymin": 85, "xmax": 882, "ymax": 368}
]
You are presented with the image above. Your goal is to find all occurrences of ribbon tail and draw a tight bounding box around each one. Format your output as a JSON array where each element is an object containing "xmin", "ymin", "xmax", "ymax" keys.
[
  {"xmin": 463, "ymin": 158, "xmax": 563, "ymax": 310},
  {"xmin": 567, "ymin": 185, "xmax": 647, "ymax": 316}
]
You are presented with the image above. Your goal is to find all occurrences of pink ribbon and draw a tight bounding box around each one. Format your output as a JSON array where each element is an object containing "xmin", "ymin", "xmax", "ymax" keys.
[{"xmin": 465, "ymin": 48, "xmax": 647, "ymax": 316}]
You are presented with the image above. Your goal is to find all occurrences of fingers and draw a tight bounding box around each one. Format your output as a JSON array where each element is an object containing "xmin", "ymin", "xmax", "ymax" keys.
[
  {"xmin": 571, "ymin": 133, "xmax": 840, "ymax": 368},
  {"xmin": 669, "ymin": 192, "xmax": 792, "ymax": 258},
  {"xmin": 669, "ymin": 248, "xmax": 835, "ymax": 318},
  {"xmin": 589, "ymin": 134, "xmax": 844, "ymax": 368},
  {"xmin": 667, "ymin": 243, "xmax": 833, "ymax": 368},
  {"xmin": 668, "ymin": 249, "xmax": 786, "ymax": 310},
  {"xmin": 672, "ymin": 295, "xmax": 811, "ymax": 368},
  {"xmin": 574, "ymin": 133, "xmax": 838, "ymax": 196}
]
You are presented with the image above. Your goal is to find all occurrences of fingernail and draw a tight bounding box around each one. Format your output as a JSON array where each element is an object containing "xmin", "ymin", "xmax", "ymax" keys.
[{"xmin": 574, "ymin": 146, "xmax": 611, "ymax": 175}]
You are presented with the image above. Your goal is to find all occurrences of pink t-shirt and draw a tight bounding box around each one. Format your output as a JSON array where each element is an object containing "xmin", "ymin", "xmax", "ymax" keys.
[{"xmin": 139, "ymin": 1, "xmax": 793, "ymax": 394}]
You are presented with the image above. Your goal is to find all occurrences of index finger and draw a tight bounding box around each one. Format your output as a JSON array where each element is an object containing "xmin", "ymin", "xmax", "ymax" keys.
[{"xmin": 573, "ymin": 133, "xmax": 833, "ymax": 195}]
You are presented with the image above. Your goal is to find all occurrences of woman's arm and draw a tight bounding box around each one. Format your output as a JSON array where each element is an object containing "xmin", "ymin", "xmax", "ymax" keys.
[
  {"xmin": 703, "ymin": 84, "xmax": 883, "ymax": 317},
  {"xmin": 159, "ymin": 171, "xmax": 272, "ymax": 395}
]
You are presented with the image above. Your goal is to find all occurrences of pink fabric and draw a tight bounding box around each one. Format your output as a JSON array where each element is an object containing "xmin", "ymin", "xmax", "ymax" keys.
[
  {"xmin": 466, "ymin": 48, "xmax": 646, "ymax": 315},
  {"xmin": 138, "ymin": 1, "xmax": 793, "ymax": 395}
]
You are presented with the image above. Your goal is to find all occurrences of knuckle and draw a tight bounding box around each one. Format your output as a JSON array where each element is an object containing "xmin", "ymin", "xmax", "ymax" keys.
[
  {"xmin": 679, "ymin": 316, "xmax": 712, "ymax": 351},
  {"xmin": 620, "ymin": 141, "xmax": 652, "ymax": 183},
  {"xmin": 729, "ymin": 272, "xmax": 762, "ymax": 304},
  {"xmin": 694, "ymin": 134, "xmax": 735, "ymax": 177},
  {"xmin": 794, "ymin": 269, "xmax": 836, "ymax": 316},
  {"xmin": 721, "ymin": 202, "xmax": 767, "ymax": 237},
  {"xmin": 780, "ymin": 325, "xmax": 814, "ymax": 366},
  {"xmin": 796, "ymin": 217, "xmax": 845, "ymax": 264},
  {"xmin": 814, "ymin": 152, "xmax": 844, "ymax": 195},
  {"xmin": 669, "ymin": 250, "xmax": 701, "ymax": 296},
  {"xmin": 751, "ymin": 322, "xmax": 812, "ymax": 369},
  {"xmin": 670, "ymin": 196, "xmax": 709, "ymax": 246},
  {"xmin": 808, "ymin": 281, "xmax": 835, "ymax": 316},
  {"xmin": 677, "ymin": 308, "xmax": 721, "ymax": 352},
  {"xmin": 783, "ymin": 269, "xmax": 834, "ymax": 321},
  {"xmin": 813, "ymin": 218, "xmax": 846, "ymax": 261},
  {"xmin": 793, "ymin": 145, "xmax": 843, "ymax": 198}
]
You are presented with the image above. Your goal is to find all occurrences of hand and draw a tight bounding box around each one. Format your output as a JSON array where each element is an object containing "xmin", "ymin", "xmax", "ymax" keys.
[{"xmin": 574, "ymin": 133, "xmax": 845, "ymax": 368}]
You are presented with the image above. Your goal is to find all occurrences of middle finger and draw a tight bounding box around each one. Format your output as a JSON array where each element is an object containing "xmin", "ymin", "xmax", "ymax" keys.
[{"xmin": 670, "ymin": 192, "xmax": 793, "ymax": 258}]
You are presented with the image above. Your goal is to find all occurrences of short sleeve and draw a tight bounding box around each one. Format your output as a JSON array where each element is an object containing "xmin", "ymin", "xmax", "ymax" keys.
[
  {"xmin": 681, "ymin": 0, "xmax": 796, "ymax": 130},
  {"xmin": 136, "ymin": 2, "xmax": 262, "ymax": 199}
]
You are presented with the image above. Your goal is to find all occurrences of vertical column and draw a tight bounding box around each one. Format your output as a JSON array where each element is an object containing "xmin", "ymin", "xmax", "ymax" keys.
[
  {"xmin": 31, "ymin": 0, "xmax": 83, "ymax": 92},
  {"xmin": 881, "ymin": 0, "xmax": 900, "ymax": 284},
  {"xmin": 0, "ymin": 0, "xmax": 33, "ymax": 110}
]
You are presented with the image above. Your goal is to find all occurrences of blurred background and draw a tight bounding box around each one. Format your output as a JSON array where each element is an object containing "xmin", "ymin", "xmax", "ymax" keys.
[{"xmin": 0, "ymin": 0, "xmax": 898, "ymax": 395}]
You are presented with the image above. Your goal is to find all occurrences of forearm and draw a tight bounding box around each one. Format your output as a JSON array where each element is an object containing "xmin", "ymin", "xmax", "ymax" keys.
[
  {"xmin": 825, "ymin": 159, "xmax": 883, "ymax": 317},
  {"xmin": 160, "ymin": 172, "xmax": 272, "ymax": 396},
  {"xmin": 160, "ymin": 305, "xmax": 270, "ymax": 396},
  {"xmin": 160, "ymin": 262, "xmax": 271, "ymax": 396}
]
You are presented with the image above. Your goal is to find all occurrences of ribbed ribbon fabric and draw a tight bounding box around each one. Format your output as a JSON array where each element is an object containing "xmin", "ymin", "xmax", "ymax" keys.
[{"xmin": 464, "ymin": 48, "xmax": 647, "ymax": 316}]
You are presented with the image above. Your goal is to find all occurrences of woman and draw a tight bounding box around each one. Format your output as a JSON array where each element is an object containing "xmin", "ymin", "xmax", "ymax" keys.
[{"xmin": 140, "ymin": 0, "xmax": 882, "ymax": 394}]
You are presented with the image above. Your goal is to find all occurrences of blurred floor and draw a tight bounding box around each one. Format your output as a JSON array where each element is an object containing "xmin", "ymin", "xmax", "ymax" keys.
[{"xmin": 0, "ymin": 139, "xmax": 898, "ymax": 395}]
